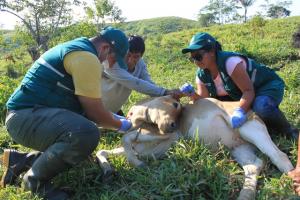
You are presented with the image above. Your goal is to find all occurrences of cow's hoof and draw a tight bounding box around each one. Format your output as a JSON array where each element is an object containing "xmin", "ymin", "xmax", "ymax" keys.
[
  {"xmin": 237, "ymin": 188, "xmax": 255, "ymax": 200},
  {"xmin": 101, "ymin": 168, "xmax": 118, "ymax": 183}
]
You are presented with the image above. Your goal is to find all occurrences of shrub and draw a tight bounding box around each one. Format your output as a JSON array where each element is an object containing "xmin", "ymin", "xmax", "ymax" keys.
[{"xmin": 0, "ymin": 76, "xmax": 19, "ymax": 122}]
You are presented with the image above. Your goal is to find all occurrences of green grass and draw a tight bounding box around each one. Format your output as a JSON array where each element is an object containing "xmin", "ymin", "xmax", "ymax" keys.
[
  {"xmin": 0, "ymin": 130, "xmax": 298, "ymax": 199},
  {"xmin": 0, "ymin": 16, "xmax": 300, "ymax": 199}
]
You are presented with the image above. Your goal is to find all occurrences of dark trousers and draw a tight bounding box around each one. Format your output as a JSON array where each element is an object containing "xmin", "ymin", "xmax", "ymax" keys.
[{"xmin": 5, "ymin": 106, "xmax": 100, "ymax": 191}]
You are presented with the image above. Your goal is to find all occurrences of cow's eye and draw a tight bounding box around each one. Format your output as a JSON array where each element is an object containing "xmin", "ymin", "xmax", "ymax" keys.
[{"xmin": 172, "ymin": 102, "xmax": 178, "ymax": 109}]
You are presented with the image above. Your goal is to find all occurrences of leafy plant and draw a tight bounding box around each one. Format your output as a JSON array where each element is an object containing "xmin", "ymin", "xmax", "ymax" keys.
[{"xmin": 0, "ymin": 76, "xmax": 19, "ymax": 122}]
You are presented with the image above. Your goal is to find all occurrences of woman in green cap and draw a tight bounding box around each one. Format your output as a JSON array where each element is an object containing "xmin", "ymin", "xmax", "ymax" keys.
[{"xmin": 179, "ymin": 32, "xmax": 298, "ymax": 139}]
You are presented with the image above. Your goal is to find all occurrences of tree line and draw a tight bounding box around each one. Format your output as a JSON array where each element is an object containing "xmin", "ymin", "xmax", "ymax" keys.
[{"xmin": 198, "ymin": 0, "xmax": 292, "ymax": 27}]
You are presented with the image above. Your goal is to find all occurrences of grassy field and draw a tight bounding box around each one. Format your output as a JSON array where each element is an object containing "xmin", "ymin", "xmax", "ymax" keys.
[{"xmin": 0, "ymin": 16, "xmax": 300, "ymax": 199}]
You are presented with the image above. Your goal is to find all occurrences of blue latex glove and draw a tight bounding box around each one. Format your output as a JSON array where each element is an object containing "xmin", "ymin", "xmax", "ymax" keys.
[
  {"xmin": 231, "ymin": 107, "xmax": 247, "ymax": 128},
  {"xmin": 179, "ymin": 83, "xmax": 195, "ymax": 96},
  {"xmin": 112, "ymin": 113, "xmax": 126, "ymax": 120},
  {"xmin": 118, "ymin": 119, "xmax": 132, "ymax": 133}
]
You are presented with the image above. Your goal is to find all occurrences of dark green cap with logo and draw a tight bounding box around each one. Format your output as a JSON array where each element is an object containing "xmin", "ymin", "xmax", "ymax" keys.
[
  {"xmin": 100, "ymin": 26, "xmax": 129, "ymax": 69},
  {"xmin": 182, "ymin": 32, "xmax": 216, "ymax": 54}
]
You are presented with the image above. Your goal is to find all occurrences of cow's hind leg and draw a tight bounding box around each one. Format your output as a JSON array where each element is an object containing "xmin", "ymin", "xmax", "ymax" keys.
[
  {"xmin": 96, "ymin": 147, "xmax": 125, "ymax": 181},
  {"xmin": 239, "ymin": 120, "xmax": 294, "ymax": 173},
  {"xmin": 231, "ymin": 144, "xmax": 264, "ymax": 200}
]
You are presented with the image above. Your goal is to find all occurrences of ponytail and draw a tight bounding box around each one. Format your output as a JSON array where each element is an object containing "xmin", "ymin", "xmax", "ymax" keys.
[{"xmin": 215, "ymin": 41, "xmax": 222, "ymax": 51}]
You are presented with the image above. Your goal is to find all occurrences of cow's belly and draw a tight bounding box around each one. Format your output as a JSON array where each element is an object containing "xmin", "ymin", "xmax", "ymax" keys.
[{"xmin": 183, "ymin": 114, "xmax": 243, "ymax": 151}]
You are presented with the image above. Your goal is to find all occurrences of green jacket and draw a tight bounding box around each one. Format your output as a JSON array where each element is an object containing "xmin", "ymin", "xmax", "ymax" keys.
[
  {"xmin": 196, "ymin": 51, "xmax": 284, "ymax": 102},
  {"xmin": 6, "ymin": 37, "xmax": 98, "ymax": 113}
]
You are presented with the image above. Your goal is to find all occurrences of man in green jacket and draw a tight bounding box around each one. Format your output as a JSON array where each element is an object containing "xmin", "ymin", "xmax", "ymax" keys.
[{"xmin": 1, "ymin": 27, "xmax": 131, "ymax": 199}]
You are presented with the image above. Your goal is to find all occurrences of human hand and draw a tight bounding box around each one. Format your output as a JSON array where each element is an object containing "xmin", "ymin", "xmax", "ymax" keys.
[
  {"xmin": 118, "ymin": 119, "xmax": 132, "ymax": 133},
  {"xmin": 288, "ymin": 168, "xmax": 300, "ymax": 196},
  {"xmin": 164, "ymin": 89, "xmax": 183, "ymax": 100},
  {"xmin": 231, "ymin": 107, "xmax": 247, "ymax": 128},
  {"xmin": 179, "ymin": 83, "xmax": 195, "ymax": 96},
  {"xmin": 112, "ymin": 113, "xmax": 126, "ymax": 120}
]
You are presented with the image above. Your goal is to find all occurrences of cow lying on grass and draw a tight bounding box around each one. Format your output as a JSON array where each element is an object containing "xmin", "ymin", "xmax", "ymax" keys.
[{"xmin": 96, "ymin": 96, "xmax": 294, "ymax": 200}]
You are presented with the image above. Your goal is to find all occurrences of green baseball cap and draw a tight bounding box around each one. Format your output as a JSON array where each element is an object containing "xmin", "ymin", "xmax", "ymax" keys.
[
  {"xmin": 182, "ymin": 32, "xmax": 216, "ymax": 54},
  {"xmin": 100, "ymin": 26, "xmax": 129, "ymax": 69}
]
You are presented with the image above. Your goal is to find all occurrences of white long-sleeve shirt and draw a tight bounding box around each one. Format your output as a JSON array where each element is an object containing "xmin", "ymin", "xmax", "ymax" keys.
[{"xmin": 101, "ymin": 59, "xmax": 166, "ymax": 113}]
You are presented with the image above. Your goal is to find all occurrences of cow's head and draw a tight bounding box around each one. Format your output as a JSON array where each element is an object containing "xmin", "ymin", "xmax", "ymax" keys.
[{"xmin": 127, "ymin": 96, "xmax": 182, "ymax": 134}]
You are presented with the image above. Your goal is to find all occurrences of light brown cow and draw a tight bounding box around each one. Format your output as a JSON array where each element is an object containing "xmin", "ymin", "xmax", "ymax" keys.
[{"xmin": 96, "ymin": 96, "xmax": 294, "ymax": 200}]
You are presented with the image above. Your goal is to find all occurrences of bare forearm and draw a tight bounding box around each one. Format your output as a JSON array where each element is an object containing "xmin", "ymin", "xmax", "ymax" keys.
[
  {"xmin": 239, "ymin": 90, "xmax": 255, "ymax": 112},
  {"xmin": 191, "ymin": 93, "xmax": 204, "ymax": 102},
  {"xmin": 193, "ymin": 83, "xmax": 209, "ymax": 101},
  {"xmin": 90, "ymin": 108, "xmax": 121, "ymax": 129},
  {"xmin": 231, "ymin": 62, "xmax": 255, "ymax": 112},
  {"xmin": 297, "ymin": 139, "xmax": 300, "ymax": 167},
  {"xmin": 78, "ymin": 96, "xmax": 121, "ymax": 130}
]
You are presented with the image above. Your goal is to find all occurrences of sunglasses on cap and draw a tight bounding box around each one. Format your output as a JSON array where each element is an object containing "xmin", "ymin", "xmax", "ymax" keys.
[{"xmin": 189, "ymin": 51, "xmax": 206, "ymax": 63}]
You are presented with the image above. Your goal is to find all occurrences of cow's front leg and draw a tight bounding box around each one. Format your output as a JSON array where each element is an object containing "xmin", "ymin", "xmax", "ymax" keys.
[
  {"xmin": 122, "ymin": 131, "xmax": 171, "ymax": 167},
  {"xmin": 122, "ymin": 131, "xmax": 146, "ymax": 167},
  {"xmin": 231, "ymin": 144, "xmax": 264, "ymax": 200},
  {"xmin": 96, "ymin": 147, "xmax": 125, "ymax": 181}
]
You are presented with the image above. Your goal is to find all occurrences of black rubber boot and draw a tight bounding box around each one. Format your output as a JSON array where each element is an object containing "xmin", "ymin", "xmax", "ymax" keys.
[
  {"xmin": 0, "ymin": 149, "xmax": 41, "ymax": 187},
  {"xmin": 20, "ymin": 113, "xmax": 100, "ymax": 200},
  {"xmin": 263, "ymin": 110, "xmax": 299, "ymax": 140},
  {"xmin": 22, "ymin": 148, "xmax": 71, "ymax": 200}
]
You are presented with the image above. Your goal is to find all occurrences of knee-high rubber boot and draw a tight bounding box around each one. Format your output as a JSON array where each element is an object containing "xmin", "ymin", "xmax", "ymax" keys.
[
  {"xmin": 22, "ymin": 123, "xmax": 100, "ymax": 200},
  {"xmin": 262, "ymin": 110, "xmax": 299, "ymax": 139},
  {"xmin": 22, "ymin": 145, "xmax": 71, "ymax": 200},
  {"xmin": 1, "ymin": 149, "xmax": 41, "ymax": 187}
]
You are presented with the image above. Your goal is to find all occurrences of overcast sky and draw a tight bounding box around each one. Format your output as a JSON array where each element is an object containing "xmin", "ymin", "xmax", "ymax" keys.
[{"xmin": 1, "ymin": 0, "xmax": 300, "ymax": 30}]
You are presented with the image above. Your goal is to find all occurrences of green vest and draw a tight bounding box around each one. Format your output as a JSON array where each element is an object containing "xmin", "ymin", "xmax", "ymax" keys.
[
  {"xmin": 196, "ymin": 51, "xmax": 284, "ymax": 102},
  {"xmin": 6, "ymin": 37, "xmax": 98, "ymax": 114}
]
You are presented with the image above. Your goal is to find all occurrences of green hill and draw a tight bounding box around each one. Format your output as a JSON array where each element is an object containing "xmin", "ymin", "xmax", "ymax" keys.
[
  {"xmin": 118, "ymin": 16, "xmax": 200, "ymax": 36},
  {"xmin": 39, "ymin": 17, "xmax": 200, "ymax": 48}
]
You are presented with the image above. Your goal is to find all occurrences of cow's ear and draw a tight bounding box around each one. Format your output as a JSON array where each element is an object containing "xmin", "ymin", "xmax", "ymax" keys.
[{"xmin": 127, "ymin": 105, "xmax": 150, "ymax": 128}]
